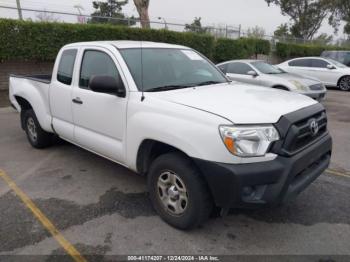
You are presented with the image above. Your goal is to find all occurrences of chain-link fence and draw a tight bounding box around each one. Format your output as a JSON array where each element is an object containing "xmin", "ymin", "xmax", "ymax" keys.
[{"xmin": 0, "ymin": 5, "xmax": 348, "ymax": 47}]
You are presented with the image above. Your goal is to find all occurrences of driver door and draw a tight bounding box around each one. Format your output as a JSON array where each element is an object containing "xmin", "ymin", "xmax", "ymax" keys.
[{"xmin": 71, "ymin": 47, "xmax": 128, "ymax": 163}]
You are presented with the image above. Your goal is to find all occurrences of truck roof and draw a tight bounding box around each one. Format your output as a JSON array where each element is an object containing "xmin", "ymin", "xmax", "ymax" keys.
[{"xmin": 64, "ymin": 41, "xmax": 190, "ymax": 50}]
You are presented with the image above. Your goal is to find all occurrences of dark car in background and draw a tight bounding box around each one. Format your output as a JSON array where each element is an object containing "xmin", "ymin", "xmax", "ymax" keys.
[{"xmin": 321, "ymin": 51, "xmax": 350, "ymax": 67}]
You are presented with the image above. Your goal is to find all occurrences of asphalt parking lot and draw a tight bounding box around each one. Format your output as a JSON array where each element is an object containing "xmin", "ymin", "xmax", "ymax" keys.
[{"xmin": 0, "ymin": 90, "xmax": 349, "ymax": 261}]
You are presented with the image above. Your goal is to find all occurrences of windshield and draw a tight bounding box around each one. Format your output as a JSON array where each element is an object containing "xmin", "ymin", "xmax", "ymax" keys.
[
  {"xmin": 119, "ymin": 48, "xmax": 228, "ymax": 92},
  {"xmin": 326, "ymin": 58, "xmax": 347, "ymax": 68},
  {"xmin": 251, "ymin": 61, "xmax": 285, "ymax": 74},
  {"xmin": 337, "ymin": 52, "xmax": 350, "ymax": 65}
]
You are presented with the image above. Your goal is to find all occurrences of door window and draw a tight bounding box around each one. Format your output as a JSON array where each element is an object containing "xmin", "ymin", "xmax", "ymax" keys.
[
  {"xmin": 310, "ymin": 59, "xmax": 330, "ymax": 68},
  {"xmin": 57, "ymin": 49, "xmax": 77, "ymax": 85},
  {"xmin": 79, "ymin": 50, "xmax": 121, "ymax": 89},
  {"xmin": 288, "ymin": 59, "xmax": 312, "ymax": 67},
  {"xmin": 227, "ymin": 62, "xmax": 254, "ymax": 75}
]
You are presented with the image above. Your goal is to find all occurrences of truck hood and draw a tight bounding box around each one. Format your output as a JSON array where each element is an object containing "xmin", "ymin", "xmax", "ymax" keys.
[{"xmin": 150, "ymin": 82, "xmax": 317, "ymax": 124}]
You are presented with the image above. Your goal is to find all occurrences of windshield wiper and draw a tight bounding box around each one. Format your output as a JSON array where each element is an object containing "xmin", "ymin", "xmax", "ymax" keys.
[
  {"xmin": 146, "ymin": 81, "xmax": 225, "ymax": 92},
  {"xmin": 146, "ymin": 85, "xmax": 192, "ymax": 92},
  {"xmin": 195, "ymin": 81, "xmax": 224, "ymax": 86}
]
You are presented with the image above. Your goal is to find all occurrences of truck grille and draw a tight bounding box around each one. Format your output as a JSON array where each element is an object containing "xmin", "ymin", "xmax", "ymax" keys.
[
  {"xmin": 271, "ymin": 104, "xmax": 328, "ymax": 156},
  {"xmin": 284, "ymin": 111, "xmax": 327, "ymax": 153},
  {"xmin": 309, "ymin": 83, "xmax": 324, "ymax": 91}
]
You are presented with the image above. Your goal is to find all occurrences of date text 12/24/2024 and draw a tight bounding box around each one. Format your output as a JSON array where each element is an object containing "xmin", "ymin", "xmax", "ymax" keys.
[{"xmin": 127, "ymin": 256, "xmax": 220, "ymax": 261}]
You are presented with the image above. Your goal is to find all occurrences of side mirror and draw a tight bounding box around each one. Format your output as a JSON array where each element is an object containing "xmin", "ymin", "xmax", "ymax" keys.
[
  {"xmin": 247, "ymin": 70, "xmax": 258, "ymax": 77},
  {"xmin": 89, "ymin": 75, "xmax": 126, "ymax": 97},
  {"xmin": 327, "ymin": 64, "xmax": 336, "ymax": 70}
]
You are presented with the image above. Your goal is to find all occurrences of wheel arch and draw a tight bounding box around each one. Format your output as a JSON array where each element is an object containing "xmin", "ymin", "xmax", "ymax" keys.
[
  {"xmin": 14, "ymin": 96, "xmax": 34, "ymax": 129},
  {"xmin": 12, "ymin": 92, "xmax": 53, "ymax": 133},
  {"xmin": 337, "ymin": 75, "xmax": 350, "ymax": 88},
  {"xmin": 136, "ymin": 139, "xmax": 190, "ymax": 176}
]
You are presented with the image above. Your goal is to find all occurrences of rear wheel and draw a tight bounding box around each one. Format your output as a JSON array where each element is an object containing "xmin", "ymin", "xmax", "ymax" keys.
[
  {"xmin": 148, "ymin": 152, "xmax": 213, "ymax": 230},
  {"xmin": 23, "ymin": 109, "xmax": 53, "ymax": 148},
  {"xmin": 338, "ymin": 76, "xmax": 350, "ymax": 91}
]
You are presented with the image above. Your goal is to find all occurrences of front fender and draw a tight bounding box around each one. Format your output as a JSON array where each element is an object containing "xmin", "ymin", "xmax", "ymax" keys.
[{"xmin": 125, "ymin": 95, "xmax": 235, "ymax": 171}]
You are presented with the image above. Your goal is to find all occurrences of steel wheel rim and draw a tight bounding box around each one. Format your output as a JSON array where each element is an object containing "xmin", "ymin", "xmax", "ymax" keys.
[
  {"xmin": 157, "ymin": 171, "xmax": 188, "ymax": 216},
  {"xmin": 27, "ymin": 117, "xmax": 37, "ymax": 142},
  {"xmin": 339, "ymin": 77, "xmax": 350, "ymax": 91}
]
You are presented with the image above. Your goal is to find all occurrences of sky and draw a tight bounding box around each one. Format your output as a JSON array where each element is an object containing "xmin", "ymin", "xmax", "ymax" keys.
[{"xmin": 0, "ymin": 0, "xmax": 346, "ymax": 38}]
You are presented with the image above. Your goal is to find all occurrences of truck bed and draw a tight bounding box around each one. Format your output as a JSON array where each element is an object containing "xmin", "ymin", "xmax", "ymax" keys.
[
  {"xmin": 9, "ymin": 74, "xmax": 52, "ymax": 84},
  {"xmin": 9, "ymin": 73, "xmax": 53, "ymax": 133}
]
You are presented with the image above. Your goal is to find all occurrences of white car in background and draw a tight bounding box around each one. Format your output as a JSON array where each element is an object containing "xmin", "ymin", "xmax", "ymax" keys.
[
  {"xmin": 278, "ymin": 57, "xmax": 350, "ymax": 91},
  {"xmin": 217, "ymin": 60, "xmax": 327, "ymax": 101}
]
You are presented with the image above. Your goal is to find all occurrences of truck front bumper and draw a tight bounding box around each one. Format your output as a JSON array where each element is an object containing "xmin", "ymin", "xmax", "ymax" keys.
[{"xmin": 193, "ymin": 133, "xmax": 332, "ymax": 209}]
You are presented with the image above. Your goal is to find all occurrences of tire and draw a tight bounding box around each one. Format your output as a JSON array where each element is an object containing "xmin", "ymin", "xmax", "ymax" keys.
[
  {"xmin": 338, "ymin": 76, "xmax": 350, "ymax": 91},
  {"xmin": 148, "ymin": 152, "xmax": 213, "ymax": 230},
  {"xmin": 23, "ymin": 109, "xmax": 53, "ymax": 149}
]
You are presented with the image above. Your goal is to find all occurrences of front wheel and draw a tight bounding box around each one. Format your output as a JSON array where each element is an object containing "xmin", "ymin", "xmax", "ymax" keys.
[
  {"xmin": 148, "ymin": 153, "xmax": 213, "ymax": 230},
  {"xmin": 23, "ymin": 109, "xmax": 53, "ymax": 149},
  {"xmin": 338, "ymin": 76, "xmax": 350, "ymax": 91}
]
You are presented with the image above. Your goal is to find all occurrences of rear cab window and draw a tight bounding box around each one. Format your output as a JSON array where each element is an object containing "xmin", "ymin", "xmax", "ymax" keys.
[{"xmin": 57, "ymin": 49, "xmax": 77, "ymax": 85}]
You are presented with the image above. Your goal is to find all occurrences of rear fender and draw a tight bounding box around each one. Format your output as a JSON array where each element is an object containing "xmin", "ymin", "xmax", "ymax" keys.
[{"xmin": 10, "ymin": 78, "xmax": 53, "ymax": 133}]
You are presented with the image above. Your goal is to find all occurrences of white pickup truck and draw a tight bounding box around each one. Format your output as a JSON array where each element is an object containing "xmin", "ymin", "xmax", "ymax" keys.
[{"xmin": 9, "ymin": 41, "xmax": 332, "ymax": 229}]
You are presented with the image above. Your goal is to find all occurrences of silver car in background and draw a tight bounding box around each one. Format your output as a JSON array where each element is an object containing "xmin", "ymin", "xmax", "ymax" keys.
[{"xmin": 217, "ymin": 60, "xmax": 327, "ymax": 101}]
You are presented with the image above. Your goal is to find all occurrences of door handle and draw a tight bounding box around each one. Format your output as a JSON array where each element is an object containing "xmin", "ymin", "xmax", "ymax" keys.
[{"xmin": 72, "ymin": 98, "xmax": 83, "ymax": 104}]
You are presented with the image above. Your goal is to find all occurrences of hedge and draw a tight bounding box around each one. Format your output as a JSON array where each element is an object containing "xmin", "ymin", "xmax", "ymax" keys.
[
  {"xmin": 0, "ymin": 19, "xmax": 215, "ymax": 61},
  {"xmin": 0, "ymin": 18, "xmax": 271, "ymax": 63},
  {"xmin": 276, "ymin": 42, "xmax": 348, "ymax": 59},
  {"xmin": 213, "ymin": 38, "xmax": 271, "ymax": 62}
]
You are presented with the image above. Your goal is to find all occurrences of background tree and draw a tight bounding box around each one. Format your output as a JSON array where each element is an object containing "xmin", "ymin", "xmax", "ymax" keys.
[
  {"xmin": 329, "ymin": 0, "xmax": 350, "ymax": 38},
  {"xmin": 246, "ymin": 26, "xmax": 266, "ymax": 38},
  {"xmin": 89, "ymin": 0, "xmax": 135, "ymax": 26},
  {"xmin": 185, "ymin": 17, "xmax": 207, "ymax": 34},
  {"xmin": 133, "ymin": 0, "xmax": 150, "ymax": 29},
  {"xmin": 265, "ymin": 0, "xmax": 333, "ymax": 40},
  {"xmin": 274, "ymin": 23, "xmax": 292, "ymax": 39},
  {"xmin": 312, "ymin": 33, "xmax": 333, "ymax": 45}
]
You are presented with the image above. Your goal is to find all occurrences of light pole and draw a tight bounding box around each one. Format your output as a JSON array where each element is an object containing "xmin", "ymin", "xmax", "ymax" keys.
[
  {"xmin": 74, "ymin": 4, "xmax": 85, "ymax": 24},
  {"xmin": 16, "ymin": 0, "xmax": 23, "ymax": 20},
  {"xmin": 158, "ymin": 17, "xmax": 168, "ymax": 30}
]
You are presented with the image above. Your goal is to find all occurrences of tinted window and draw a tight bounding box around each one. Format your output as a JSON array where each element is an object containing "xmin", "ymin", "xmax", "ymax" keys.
[
  {"xmin": 217, "ymin": 64, "xmax": 228, "ymax": 74},
  {"xmin": 227, "ymin": 62, "xmax": 254, "ymax": 75},
  {"xmin": 311, "ymin": 59, "xmax": 329, "ymax": 68},
  {"xmin": 321, "ymin": 51, "xmax": 333, "ymax": 59},
  {"xmin": 57, "ymin": 49, "xmax": 77, "ymax": 85},
  {"xmin": 120, "ymin": 48, "xmax": 227, "ymax": 91},
  {"xmin": 251, "ymin": 61, "xmax": 284, "ymax": 74},
  {"xmin": 288, "ymin": 59, "xmax": 311, "ymax": 67},
  {"xmin": 79, "ymin": 50, "xmax": 120, "ymax": 89},
  {"xmin": 338, "ymin": 52, "xmax": 350, "ymax": 66},
  {"xmin": 322, "ymin": 51, "xmax": 350, "ymax": 66}
]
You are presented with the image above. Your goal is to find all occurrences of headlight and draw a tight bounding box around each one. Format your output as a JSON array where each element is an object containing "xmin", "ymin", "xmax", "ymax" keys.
[
  {"xmin": 289, "ymin": 80, "xmax": 308, "ymax": 91},
  {"xmin": 219, "ymin": 125, "xmax": 280, "ymax": 157}
]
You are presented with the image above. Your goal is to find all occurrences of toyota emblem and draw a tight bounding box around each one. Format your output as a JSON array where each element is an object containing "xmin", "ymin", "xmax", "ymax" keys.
[{"xmin": 309, "ymin": 119, "xmax": 319, "ymax": 136}]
